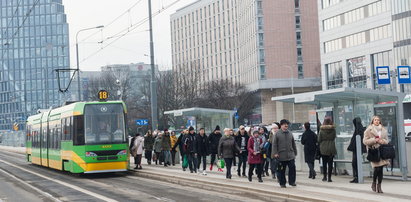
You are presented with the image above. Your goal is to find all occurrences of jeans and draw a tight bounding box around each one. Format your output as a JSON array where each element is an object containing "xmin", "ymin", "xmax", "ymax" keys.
[
  {"xmin": 171, "ymin": 149, "xmax": 177, "ymax": 165},
  {"xmin": 237, "ymin": 152, "xmax": 247, "ymax": 175},
  {"xmin": 210, "ymin": 154, "xmax": 217, "ymax": 166},
  {"xmin": 264, "ymin": 157, "xmax": 270, "ymax": 173},
  {"xmin": 145, "ymin": 150, "xmax": 152, "ymax": 164},
  {"xmin": 224, "ymin": 158, "xmax": 233, "ymax": 178},
  {"xmin": 188, "ymin": 153, "xmax": 198, "ymax": 172},
  {"xmin": 321, "ymin": 155, "xmax": 334, "ymax": 180},
  {"xmin": 277, "ymin": 159, "xmax": 296, "ymax": 186},
  {"xmin": 248, "ymin": 163, "xmax": 262, "ymax": 179},
  {"xmin": 197, "ymin": 154, "xmax": 207, "ymax": 170},
  {"xmin": 162, "ymin": 150, "xmax": 171, "ymax": 165}
]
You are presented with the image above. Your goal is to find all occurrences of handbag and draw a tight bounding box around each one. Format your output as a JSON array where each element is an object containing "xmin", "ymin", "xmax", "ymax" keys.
[
  {"xmin": 366, "ymin": 147, "xmax": 380, "ymax": 162},
  {"xmin": 217, "ymin": 159, "xmax": 225, "ymax": 169},
  {"xmin": 379, "ymin": 144, "xmax": 395, "ymax": 160}
]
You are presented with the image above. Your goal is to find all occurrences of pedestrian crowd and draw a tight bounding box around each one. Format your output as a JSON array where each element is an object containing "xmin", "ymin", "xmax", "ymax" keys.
[{"xmin": 130, "ymin": 116, "xmax": 391, "ymax": 192}]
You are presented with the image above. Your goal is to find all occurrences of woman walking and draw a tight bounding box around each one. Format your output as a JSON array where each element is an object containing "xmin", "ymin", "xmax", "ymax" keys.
[
  {"xmin": 248, "ymin": 131, "xmax": 263, "ymax": 182},
  {"xmin": 318, "ymin": 118, "xmax": 337, "ymax": 182},
  {"xmin": 218, "ymin": 128, "xmax": 241, "ymax": 179},
  {"xmin": 301, "ymin": 122, "xmax": 318, "ymax": 179},
  {"xmin": 153, "ymin": 133, "xmax": 163, "ymax": 165},
  {"xmin": 363, "ymin": 116, "xmax": 389, "ymax": 193},
  {"xmin": 131, "ymin": 133, "xmax": 144, "ymax": 169}
]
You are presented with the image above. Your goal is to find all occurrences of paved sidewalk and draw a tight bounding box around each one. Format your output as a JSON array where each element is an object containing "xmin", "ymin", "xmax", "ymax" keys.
[
  {"xmin": 2, "ymin": 146, "xmax": 410, "ymax": 201},
  {"xmin": 131, "ymin": 157, "xmax": 411, "ymax": 202}
]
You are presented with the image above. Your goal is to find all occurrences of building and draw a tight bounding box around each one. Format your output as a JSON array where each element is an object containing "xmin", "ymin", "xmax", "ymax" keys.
[
  {"xmin": 318, "ymin": 0, "xmax": 393, "ymax": 91},
  {"xmin": 171, "ymin": 0, "xmax": 322, "ymax": 124},
  {"xmin": 0, "ymin": 0, "xmax": 70, "ymax": 130}
]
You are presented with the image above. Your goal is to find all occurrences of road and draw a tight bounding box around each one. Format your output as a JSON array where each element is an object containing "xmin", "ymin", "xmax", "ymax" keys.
[{"xmin": 0, "ymin": 150, "xmax": 265, "ymax": 202}]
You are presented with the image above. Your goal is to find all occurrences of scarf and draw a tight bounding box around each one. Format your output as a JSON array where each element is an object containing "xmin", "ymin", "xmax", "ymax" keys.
[
  {"xmin": 253, "ymin": 137, "xmax": 260, "ymax": 153},
  {"xmin": 371, "ymin": 124, "xmax": 383, "ymax": 137}
]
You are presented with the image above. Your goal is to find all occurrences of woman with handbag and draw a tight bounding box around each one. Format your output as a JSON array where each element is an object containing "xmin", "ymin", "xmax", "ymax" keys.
[
  {"xmin": 318, "ymin": 118, "xmax": 337, "ymax": 182},
  {"xmin": 363, "ymin": 116, "xmax": 389, "ymax": 193},
  {"xmin": 218, "ymin": 128, "xmax": 241, "ymax": 179}
]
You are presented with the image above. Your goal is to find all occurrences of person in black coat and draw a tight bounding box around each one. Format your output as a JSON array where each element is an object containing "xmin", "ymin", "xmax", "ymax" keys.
[
  {"xmin": 196, "ymin": 128, "xmax": 209, "ymax": 175},
  {"xmin": 235, "ymin": 125, "xmax": 249, "ymax": 177},
  {"xmin": 184, "ymin": 126, "xmax": 198, "ymax": 173},
  {"xmin": 208, "ymin": 125, "xmax": 222, "ymax": 171},
  {"xmin": 301, "ymin": 122, "xmax": 318, "ymax": 179},
  {"xmin": 347, "ymin": 117, "xmax": 367, "ymax": 183},
  {"xmin": 172, "ymin": 129, "xmax": 188, "ymax": 170}
]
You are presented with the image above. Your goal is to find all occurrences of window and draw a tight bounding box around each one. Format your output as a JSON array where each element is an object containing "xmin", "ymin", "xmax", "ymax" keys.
[
  {"xmin": 298, "ymin": 64, "xmax": 304, "ymax": 79},
  {"xmin": 347, "ymin": 56, "xmax": 367, "ymax": 88},
  {"xmin": 326, "ymin": 61, "xmax": 343, "ymax": 89}
]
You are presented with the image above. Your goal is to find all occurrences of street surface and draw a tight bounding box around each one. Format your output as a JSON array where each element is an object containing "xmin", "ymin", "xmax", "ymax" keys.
[{"xmin": 0, "ymin": 150, "xmax": 263, "ymax": 202}]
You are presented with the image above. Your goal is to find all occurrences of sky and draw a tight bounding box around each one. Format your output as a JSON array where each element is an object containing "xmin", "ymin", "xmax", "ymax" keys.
[{"xmin": 63, "ymin": 0, "xmax": 196, "ymax": 71}]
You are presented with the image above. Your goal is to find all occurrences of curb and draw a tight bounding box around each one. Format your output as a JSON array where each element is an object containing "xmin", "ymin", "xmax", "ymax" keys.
[{"xmin": 130, "ymin": 170, "xmax": 330, "ymax": 202}]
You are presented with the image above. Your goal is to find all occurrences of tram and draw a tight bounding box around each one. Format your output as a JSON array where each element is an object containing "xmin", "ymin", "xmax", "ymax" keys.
[{"xmin": 26, "ymin": 96, "xmax": 129, "ymax": 173}]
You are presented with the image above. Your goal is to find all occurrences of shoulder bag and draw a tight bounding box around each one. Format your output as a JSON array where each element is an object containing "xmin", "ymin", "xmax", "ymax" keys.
[
  {"xmin": 366, "ymin": 146, "xmax": 380, "ymax": 162},
  {"xmin": 379, "ymin": 144, "xmax": 395, "ymax": 160}
]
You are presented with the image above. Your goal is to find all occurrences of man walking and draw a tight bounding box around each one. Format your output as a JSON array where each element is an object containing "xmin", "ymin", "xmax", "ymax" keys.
[
  {"xmin": 272, "ymin": 119, "xmax": 297, "ymax": 188},
  {"xmin": 196, "ymin": 128, "xmax": 209, "ymax": 175},
  {"xmin": 184, "ymin": 126, "xmax": 198, "ymax": 173},
  {"xmin": 235, "ymin": 125, "xmax": 249, "ymax": 177},
  {"xmin": 161, "ymin": 129, "xmax": 172, "ymax": 167}
]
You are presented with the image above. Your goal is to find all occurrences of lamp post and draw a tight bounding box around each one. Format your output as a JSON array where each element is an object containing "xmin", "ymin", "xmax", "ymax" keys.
[
  {"xmin": 283, "ymin": 65, "xmax": 296, "ymax": 123},
  {"xmin": 148, "ymin": 0, "xmax": 158, "ymax": 131},
  {"xmin": 75, "ymin": 25, "xmax": 104, "ymax": 101}
]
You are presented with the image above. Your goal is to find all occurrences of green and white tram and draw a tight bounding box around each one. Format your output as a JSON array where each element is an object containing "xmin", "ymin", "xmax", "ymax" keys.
[{"xmin": 26, "ymin": 100, "xmax": 129, "ymax": 173}]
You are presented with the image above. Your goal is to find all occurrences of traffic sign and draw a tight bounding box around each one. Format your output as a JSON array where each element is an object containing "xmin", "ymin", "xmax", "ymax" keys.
[
  {"xmin": 376, "ymin": 66, "xmax": 390, "ymax": 84},
  {"xmin": 398, "ymin": 66, "xmax": 411, "ymax": 84},
  {"xmin": 136, "ymin": 119, "xmax": 149, "ymax": 126}
]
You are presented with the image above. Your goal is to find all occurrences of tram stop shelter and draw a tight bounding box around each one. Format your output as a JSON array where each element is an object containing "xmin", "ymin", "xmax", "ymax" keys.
[
  {"xmin": 164, "ymin": 107, "xmax": 235, "ymax": 134},
  {"xmin": 272, "ymin": 87, "xmax": 408, "ymax": 181}
]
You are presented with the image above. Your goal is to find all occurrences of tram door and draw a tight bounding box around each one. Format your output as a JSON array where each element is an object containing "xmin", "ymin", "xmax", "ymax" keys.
[{"xmin": 374, "ymin": 105, "xmax": 399, "ymax": 169}]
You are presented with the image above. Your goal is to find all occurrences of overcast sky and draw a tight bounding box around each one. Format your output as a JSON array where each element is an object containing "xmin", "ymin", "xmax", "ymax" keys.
[{"xmin": 63, "ymin": 0, "xmax": 196, "ymax": 71}]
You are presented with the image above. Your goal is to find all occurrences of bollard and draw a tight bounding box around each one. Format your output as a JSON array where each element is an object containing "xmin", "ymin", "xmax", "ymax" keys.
[{"xmin": 356, "ymin": 135, "xmax": 364, "ymax": 183}]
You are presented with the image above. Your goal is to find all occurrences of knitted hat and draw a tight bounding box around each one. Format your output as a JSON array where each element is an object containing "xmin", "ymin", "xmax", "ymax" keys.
[
  {"xmin": 215, "ymin": 125, "xmax": 220, "ymax": 131},
  {"xmin": 189, "ymin": 126, "xmax": 195, "ymax": 131}
]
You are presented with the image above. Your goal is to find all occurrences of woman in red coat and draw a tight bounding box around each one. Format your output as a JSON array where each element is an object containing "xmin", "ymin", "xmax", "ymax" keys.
[{"xmin": 248, "ymin": 130, "xmax": 263, "ymax": 182}]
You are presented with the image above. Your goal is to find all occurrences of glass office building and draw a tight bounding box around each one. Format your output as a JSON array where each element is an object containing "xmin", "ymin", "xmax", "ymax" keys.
[
  {"xmin": 0, "ymin": 0, "xmax": 70, "ymax": 130},
  {"xmin": 392, "ymin": 0, "xmax": 411, "ymax": 92}
]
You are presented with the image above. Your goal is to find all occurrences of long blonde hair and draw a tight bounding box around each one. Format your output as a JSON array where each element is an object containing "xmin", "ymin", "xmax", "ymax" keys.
[{"xmin": 370, "ymin": 115, "xmax": 383, "ymax": 126}]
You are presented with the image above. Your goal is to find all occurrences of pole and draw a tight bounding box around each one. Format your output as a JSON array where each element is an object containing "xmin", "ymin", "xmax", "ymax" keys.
[
  {"xmin": 291, "ymin": 69, "xmax": 295, "ymax": 123},
  {"xmin": 76, "ymin": 42, "xmax": 81, "ymax": 101},
  {"xmin": 355, "ymin": 135, "xmax": 364, "ymax": 183},
  {"xmin": 148, "ymin": 0, "xmax": 158, "ymax": 131}
]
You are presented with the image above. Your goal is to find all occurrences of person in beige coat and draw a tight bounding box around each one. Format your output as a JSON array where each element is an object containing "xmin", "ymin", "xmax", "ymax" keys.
[
  {"xmin": 131, "ymin": 133, "xmax": 144, "ymax": 169},
  {"xmin": 363, "ymin": 116, "xmax": 389, "ymax": 193}
]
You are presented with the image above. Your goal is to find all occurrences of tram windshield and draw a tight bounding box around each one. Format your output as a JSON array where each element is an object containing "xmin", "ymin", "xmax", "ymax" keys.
[{"xmin": 84, "ymin": 104, "xmax": 126, "ymax": 144}]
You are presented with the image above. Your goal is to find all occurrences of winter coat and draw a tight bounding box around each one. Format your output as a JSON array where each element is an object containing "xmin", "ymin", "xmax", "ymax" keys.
[
  {"xmin": 129, "ymin": 137, "xmax": 136, "ymax": 152},
  {"xmin": 172, "ymin": 133, "xmax": 184, "ymax": 152},
  {"xmin": 144, "ymin": 135, "xmax": 155, "ymax": 151},
  {"xmin": 196, "ymin": 133, "xmax": 209, "ymax": 156},
  {"xmin": 154, "ymin": 137, "xmax": 162, "ymax": 153},
  {"xmin": 208, "ymin": 132, "xmax": 222, "ymax": 154},
  {"xmin": 301, "ymin": 129, "xmax": 317, "ymax": 163},
  {"xmin": 218, "ymin": 135, "xmax": 240, "ymax": 159},
  {"xmin": 161, "ymin": 133, "xmax": 171, "ymax": 151},
  {"xmin": 363, "ymin": 124, "xmax": 389, "ymax": 168},
  {"xmin": 318, "ymin": 125, "xmax": 337, "ymax": 156},
  {"xmin": 348, "ymin": 117, "xmax": 367, "ymax": 154},
  {"xmin": 183, "ymin": 133, "xmax": 197, "ymax": 154},
  {"xmin": 235, "ymin": 132, "xmax": 250, "ymax": 154},
  {"xmin": 170, "ymin": 135, "xmax": 178, "ymax": 150},
  {"xmin": 247, "ymin": 137, "xmax": 262, "ymax": 164},
  {"xmin": 272, "ymin": 129, "xmax": 297, "ymax": 161},
  {"xmin": 131, "ymin": 136, "xmax": 144, "ymax": 157}
]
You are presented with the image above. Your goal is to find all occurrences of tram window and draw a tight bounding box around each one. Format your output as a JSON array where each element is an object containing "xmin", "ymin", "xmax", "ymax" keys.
[
  {"xmin": 74, "ymin": 116, "xmax": 85, "ymax": 145},
  {"xmin": 57, "ymin": 128, "xmax": 61, "ymax": 149},
  {"xmin": 67, "ymin": 117, "xmax": 72, "ymax": 141}
]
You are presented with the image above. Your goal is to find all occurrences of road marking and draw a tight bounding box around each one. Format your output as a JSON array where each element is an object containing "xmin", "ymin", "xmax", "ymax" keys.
[
  {"xmin": 0, "ymin": 168, "xmax": 62, "ymax": 202},
  {"xmin": 0, "ymin": 159, "xmax": 118, "ymax": 202}
]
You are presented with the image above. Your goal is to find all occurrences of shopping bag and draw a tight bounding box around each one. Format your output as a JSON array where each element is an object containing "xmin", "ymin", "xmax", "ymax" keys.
[
  {"xmin": 182, "ymin": 155, "xmax": 189, "ymax": 168},
  {"xmin": 217, "ymin": 159, "xmax": 225, "ymax": 169}
]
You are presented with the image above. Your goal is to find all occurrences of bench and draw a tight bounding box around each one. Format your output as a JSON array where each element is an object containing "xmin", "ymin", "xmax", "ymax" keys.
[{"xmin": 332, "ymin": 159, "xmax": 371, "ymax": 176}]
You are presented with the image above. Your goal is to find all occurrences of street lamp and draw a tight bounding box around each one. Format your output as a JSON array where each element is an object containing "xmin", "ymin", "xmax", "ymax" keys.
[
  {"xmin": 75, "ymin": 25, "xmax": 104, "ymax": 101},
  {"xmin": 283, "ymin": 65, "xmax": 296, "ymax": 123}
]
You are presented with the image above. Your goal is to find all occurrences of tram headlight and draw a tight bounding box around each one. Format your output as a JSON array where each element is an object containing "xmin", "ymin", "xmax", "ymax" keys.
[
  {"xmin": 86, "ymin": 152, "xmax": 97, "ymax": 157},
  {"xmin": 117, "ymin": 150, "xmax": 127, "ymax": 155}
]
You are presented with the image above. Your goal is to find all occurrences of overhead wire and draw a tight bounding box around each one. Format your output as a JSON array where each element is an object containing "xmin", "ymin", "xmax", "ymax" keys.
[
  {"xmin": 76, "ymin": 0, "xmax": 182, "ymax": 66},
  {"xmin": 1, "ymin": 0, "xmax": 23, "ymax": 41}
]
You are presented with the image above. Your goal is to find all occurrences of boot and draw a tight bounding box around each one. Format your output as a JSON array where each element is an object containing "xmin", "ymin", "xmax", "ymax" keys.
[
  {"xmin": 322, "ymin": 176, "xmax": 327, "ymax": 182},
  {"xmin": 237, "ymin": 170, "xmax": 241, "ymax": 177},
  {"xmin": 309, "ymin": 172, "xmax": 313, "ymax": 178},
  {"xmin": 265, "ymin": 171, "xmax": 270, "ymax": 176},
  {"xmin": 258, "ymin": 177, "xmax": 263, "ymax": 183},
  {"xmin": 312, "ymin": 170, "xmax": 316, "ymax": 179},
  {"xmin": 371, "ymin": 182, "xmax": 377, "ymax": 192},
  {"xmin": 377, "ymin": 183, "xmax": 383, "ymax": 193},
  {"xmin": 327, "ymin": 167, "xmax": 333, "ymax": 182},
  {"xmin": 350, "ymin": 178, "xmax": 358, "ymax": 183},
  {"xmin": 248, "ymin": 175, "xmax": 252, "ymax": 182}
]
